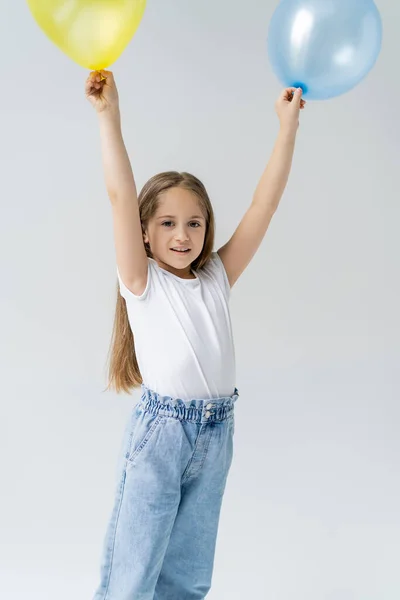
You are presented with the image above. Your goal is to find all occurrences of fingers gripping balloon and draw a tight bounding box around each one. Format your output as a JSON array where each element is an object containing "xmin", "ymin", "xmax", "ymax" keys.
[
  {"xmin": 267, "ymin": 0, "xmax": 382, "ymax": 100},
  {"xmin": 27, "ymin": 0, "xmax": 147, "ymax": 70}
]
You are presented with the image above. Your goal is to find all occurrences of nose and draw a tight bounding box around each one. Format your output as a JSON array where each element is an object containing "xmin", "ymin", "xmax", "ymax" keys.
[{"xmin": 174, "ymin": 227, "xmax": 190, "ymax": 242}]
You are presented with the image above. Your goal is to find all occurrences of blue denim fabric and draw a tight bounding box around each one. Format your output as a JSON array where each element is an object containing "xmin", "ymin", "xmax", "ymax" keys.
[{"xmin": 93, "ymin": 384, "xmax": 239, "ymax": 600}]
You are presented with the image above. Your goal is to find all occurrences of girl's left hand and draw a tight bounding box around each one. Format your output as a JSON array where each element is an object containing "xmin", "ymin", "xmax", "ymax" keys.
[{"xmin": 275, "ymin": 87, "xmax": 306, "ymax": 133}]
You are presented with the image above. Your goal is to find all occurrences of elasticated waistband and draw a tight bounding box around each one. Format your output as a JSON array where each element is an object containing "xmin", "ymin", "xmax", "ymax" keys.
[{"xmin": 139, "ymin": 385, "xmax": 239, "ymax": 424}]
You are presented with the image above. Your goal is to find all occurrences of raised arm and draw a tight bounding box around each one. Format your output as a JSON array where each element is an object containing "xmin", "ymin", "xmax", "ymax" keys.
[
  {"xmin": 218, "ymin": 87, "xmax": 306, "ymax": 287},
  {"xmin": 86, "ymin": 70, "xmax": 148, "ymax": 295}
]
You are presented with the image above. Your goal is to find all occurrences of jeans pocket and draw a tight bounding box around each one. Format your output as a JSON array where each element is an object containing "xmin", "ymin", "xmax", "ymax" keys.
[{"xmin": 126, "ymin": 409, "xmax": 165, "ymax": 465}]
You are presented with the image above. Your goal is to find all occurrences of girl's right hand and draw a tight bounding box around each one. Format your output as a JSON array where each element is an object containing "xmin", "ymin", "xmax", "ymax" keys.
[{"xmin": 85, "ymin": 70, "xmax": 119, "ymax": 114}]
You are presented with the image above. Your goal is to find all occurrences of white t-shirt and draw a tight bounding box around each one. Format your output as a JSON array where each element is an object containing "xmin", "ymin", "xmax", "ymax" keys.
[{"xmin": 117, "ymin": 252, "xmax": 236, "ymax": 401}]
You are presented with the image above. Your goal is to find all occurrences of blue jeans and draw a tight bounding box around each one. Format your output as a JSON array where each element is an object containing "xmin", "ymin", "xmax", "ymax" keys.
[{"xmin": 93, "ymin": 384, "xmax": 239, "ymax": 600}]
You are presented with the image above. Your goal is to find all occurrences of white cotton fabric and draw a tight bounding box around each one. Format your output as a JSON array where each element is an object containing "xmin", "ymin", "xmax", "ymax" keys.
[{"xmin": 117, "ymin": 252, "xmax": 236, "ymax": 400}]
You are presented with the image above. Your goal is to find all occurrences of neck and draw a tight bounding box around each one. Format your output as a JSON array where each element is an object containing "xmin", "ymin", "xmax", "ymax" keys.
[{"xmin": 156, "ymin": 259, "xmax": 196, "ymax": 279}]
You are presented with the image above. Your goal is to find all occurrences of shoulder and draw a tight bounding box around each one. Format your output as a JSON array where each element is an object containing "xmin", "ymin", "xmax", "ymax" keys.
[
  {"xmin": 117, "ymin": 258, "xmax": 159, "ymax": 302},
  {"xmin": 199, "ymin": 252, "xmax": 231, "ymax": 298}
]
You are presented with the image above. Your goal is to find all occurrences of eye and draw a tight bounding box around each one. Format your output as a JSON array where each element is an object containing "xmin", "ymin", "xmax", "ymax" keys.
[{"xmin": 161, "ymin": 221, "xmax": 202, "ymax": 228}]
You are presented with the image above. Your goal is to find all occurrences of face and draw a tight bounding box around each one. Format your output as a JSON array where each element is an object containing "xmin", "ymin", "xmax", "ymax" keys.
[{"xmin": 143, "ymin": 187, "xmax": 207, "ymax": 277}]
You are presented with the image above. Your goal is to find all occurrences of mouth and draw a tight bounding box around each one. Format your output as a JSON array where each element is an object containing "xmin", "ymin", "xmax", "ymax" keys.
[{"xmin": 170, "ymin": 248, "xmax": 191, "ymax": 254}]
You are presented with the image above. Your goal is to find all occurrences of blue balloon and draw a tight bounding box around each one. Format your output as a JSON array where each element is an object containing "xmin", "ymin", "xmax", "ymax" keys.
[{"xmin": 267, "ymin": 0, "xmax": 382, "ymax": 100}]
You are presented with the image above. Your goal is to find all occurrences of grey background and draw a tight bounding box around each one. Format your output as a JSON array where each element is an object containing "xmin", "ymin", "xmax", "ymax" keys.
[{"xmin": 1, "ymin": 0, "xmax": 399, "ymax": 598}]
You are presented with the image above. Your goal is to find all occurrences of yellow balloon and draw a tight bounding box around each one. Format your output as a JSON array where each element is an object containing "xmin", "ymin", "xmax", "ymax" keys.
[{"xmin": 27, "ymin": 0, "xmax": 147, "ymax": 70}]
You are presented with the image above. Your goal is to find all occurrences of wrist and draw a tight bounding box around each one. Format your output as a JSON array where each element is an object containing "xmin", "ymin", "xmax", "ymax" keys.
[
  {"xmin": 278, "ymin": 124, "xmax": 298, "ymax": 140},
  {"xmin": 97, "ymin": 106, "xmax": 121, "ymax": 124}
]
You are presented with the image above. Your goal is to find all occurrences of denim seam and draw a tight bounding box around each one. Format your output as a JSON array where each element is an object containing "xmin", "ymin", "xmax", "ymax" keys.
[
  {"xmin": 103, "ymin": 469, "xmax": 127, "ymax": 600},
  {"xmin": 196, "ymin": 422, "xmax": 214, "ymax": 475},
  {"xmin": 181, "ymin": 422, "xmax": 213, "ymax": 485},
  {"xmin": 181, "ymin": 425, "xmax": 204, "ymax": 484}
]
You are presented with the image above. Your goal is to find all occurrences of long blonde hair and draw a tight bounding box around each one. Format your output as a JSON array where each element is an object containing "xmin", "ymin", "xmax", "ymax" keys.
[{"xmin": 105, "ymin": 171, "xmax": 216, "ymax": 394}]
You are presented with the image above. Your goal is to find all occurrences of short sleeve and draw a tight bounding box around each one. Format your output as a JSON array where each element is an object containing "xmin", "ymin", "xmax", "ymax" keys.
[
  {"xmin": 203, "ymin": 251, "xmax": 231, "ymax": 300},
  {"xmin": 116, "ymin": 260, "xmax": 152, "ymax": 302}
]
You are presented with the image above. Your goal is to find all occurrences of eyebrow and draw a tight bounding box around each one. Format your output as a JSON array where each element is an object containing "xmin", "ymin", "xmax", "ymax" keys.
[{"xmin": 156, "ymin": 215, "xmax": 205, "ymax": 220}]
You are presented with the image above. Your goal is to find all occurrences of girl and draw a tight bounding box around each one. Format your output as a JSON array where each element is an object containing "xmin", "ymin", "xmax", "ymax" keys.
[{"xmin": 86, "ymin": 70, "xmax": 305, "ymax": 600}]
